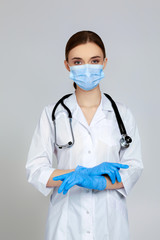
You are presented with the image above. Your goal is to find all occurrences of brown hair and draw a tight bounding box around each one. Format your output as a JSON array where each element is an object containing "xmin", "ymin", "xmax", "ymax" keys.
[{"xmin": 65, "ymin": 30, "xmax": 106, "ymax": 89}]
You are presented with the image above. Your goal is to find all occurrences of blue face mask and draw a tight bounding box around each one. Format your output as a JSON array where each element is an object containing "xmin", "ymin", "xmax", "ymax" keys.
[{"xmin": 68, "ymin": 63, "xmax": 105, "ymax": 91}]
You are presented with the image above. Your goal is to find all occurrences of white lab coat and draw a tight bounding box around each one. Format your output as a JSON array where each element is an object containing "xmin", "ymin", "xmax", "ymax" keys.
[{"xmin": 26, "ymin": 91, "xmax": 144, "ymax": 240}]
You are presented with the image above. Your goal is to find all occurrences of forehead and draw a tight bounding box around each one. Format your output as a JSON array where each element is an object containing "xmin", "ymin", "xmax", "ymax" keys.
[{"xmin": 68, "ymin": 42, "xmax": 103, "ymax": 59}]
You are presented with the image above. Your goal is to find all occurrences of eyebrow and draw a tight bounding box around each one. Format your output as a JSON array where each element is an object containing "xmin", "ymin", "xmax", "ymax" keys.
[{"xmin": 71, "ymin": 56, "xmax": 101, "ymax": 60}]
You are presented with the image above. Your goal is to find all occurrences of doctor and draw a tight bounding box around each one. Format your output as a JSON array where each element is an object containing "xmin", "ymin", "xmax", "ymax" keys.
[{"xmin": 26, "ymin": 30, "xmax": 144, "ymax": 240}]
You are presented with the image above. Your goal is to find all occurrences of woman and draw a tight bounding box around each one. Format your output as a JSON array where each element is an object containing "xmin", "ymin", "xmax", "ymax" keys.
[{"xmin": 26, "ymin": 30, "xmax": 144, "ymax": 240}]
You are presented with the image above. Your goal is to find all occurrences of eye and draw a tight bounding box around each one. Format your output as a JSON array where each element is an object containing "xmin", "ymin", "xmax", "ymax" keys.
[
  {"xmin": 74, "ymin": 61, "xmax": 81, "ymax": 65},
  {"xmin": 91, "ymin": 60, "xmax": 100, "ymax": 64}
]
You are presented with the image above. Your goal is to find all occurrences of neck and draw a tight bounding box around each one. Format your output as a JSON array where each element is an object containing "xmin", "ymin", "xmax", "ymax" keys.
[{"xmin": 75, "ymin": 85, "xmax": 101, "ymax": 108}]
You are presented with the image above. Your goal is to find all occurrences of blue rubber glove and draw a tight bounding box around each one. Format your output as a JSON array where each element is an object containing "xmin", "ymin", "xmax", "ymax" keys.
[
  {"xmin": 75, "ymin": 162, "xmax": 129, "ymax": 184},
  {"xmin": 52, "ymin": 162, "xmax": 129, "ymax": 194},
  {"xmin": 53, "ymin": 171, "xmax": 107, "ymax": 195}
]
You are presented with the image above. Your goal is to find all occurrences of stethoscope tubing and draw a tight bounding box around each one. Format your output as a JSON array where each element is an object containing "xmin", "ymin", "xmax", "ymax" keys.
[{"xmin": 52, "ymin": 93, "xmax": 132, "ymax": 149}]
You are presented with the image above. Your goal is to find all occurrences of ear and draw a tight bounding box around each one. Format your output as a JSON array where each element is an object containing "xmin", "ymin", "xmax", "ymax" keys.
[
  {"xmin": 64, "ymin": 60, "xmax": 70, "ymax": 72},
  {"xmin": 103, "ymin": 58, "xmax": 108, "ymax": 70}
]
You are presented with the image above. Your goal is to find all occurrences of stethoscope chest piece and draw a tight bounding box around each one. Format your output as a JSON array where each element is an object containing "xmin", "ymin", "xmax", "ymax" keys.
[{"xmin": 120, "ymin": 134, "xmax": 132, "ymax": 148}]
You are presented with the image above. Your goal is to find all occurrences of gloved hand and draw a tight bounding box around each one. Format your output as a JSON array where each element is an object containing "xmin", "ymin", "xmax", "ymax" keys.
[
  {"xmin": 74, "ymin": 162, "xmax": 129, "ymax": 184},
  {"xmin": 53, "ymin": 162, "xmax": 129, "ymax": 194},
  {"xmin": 53, "ymin": 171, "xmax": 107, "ymax": 195}
]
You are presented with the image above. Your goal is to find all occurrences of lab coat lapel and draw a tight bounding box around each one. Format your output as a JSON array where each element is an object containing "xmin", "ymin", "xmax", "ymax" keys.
[{"xmin": 64, "ymin": 91, "xmax": 113, "ymax": 129}]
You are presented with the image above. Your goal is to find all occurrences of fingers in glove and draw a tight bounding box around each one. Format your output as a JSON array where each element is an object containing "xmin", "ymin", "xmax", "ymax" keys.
[
  {"xmin": 57, "ymin": 174, "xmax": 74, "ymax": 194},
  {"xmin": 115, "ymin": 169, "xmax": 122, "ymax": 182},
  {"xmin": 110, "ymin": 166, "xmax": 123, "ymax": 184},
  {"xmin": 63, "ymin": 180, "xmax": 77, "ymax": 195},
  {"xmin": 111, "ymin": 163, "xmax": 129, "ymax": 169},
  {"xmin": 109, "ymin": 170, "xmax": 116, "ymax": 184},
  {"xmin": 63, "ymin": 175, "xmax": 84, "ymax": 194},
  {"xmin": 106, "ymin": 171, "xmax": 115, "ymax": 184}
]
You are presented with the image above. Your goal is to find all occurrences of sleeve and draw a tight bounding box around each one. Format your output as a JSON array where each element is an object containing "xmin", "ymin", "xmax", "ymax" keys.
[
  {"xmin": 25, "ymin": 105, "xmax": 57, "ymax": 196},
  {"xmin": 116, "ymin": 107, "xmax": 144, "ymax": 197}
]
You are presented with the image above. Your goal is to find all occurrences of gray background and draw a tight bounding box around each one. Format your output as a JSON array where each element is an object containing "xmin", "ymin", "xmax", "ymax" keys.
[{"xmin": 0, "ymin": 0, "xmax": 159, "ymax": 239}]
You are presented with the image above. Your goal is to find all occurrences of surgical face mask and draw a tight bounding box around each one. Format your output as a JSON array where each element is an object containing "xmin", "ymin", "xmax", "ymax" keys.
[{"xmin": 68, "ymin": 63, "xmax": 105, "ymax": 91}]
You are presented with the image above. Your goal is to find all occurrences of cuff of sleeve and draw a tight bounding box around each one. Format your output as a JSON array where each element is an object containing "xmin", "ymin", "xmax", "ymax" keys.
[
  {"xmin": 39, "ymin": 167, "xmax": 56, "ymax": 197},
  {"xmin": 116, "ymin": 170, "xmax": 140, "ymax": 198},
  {"xmin": 116, "ymin": 174, "xmax": 130, "ymax": 198}
]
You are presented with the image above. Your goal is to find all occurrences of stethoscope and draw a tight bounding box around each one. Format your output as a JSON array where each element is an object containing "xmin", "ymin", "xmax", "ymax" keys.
[{"xmin": 52, "ymin": 93, "xmax": 132, "ymax": 149}]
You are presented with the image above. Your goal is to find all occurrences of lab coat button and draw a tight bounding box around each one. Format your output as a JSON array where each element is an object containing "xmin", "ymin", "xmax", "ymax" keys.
[
  {"xmin": 88, "ymin": 150, "xmax": 91, "ymax": 154},
  {"xmin": 86, "ymin": 230, "xmax": 90, "ymax": 234},
  {"xmin": 86, "ymin": 210, "xmax": 89, "ymax": 214}
]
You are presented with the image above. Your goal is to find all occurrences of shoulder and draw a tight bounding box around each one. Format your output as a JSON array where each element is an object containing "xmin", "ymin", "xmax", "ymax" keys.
[
  {"xmin": 38, "ymin": 102, "xmax": 57, "ymax": 125},
  {"xmin": 44, "ymin": 102, "xmax": 56, "ymax": 114}
]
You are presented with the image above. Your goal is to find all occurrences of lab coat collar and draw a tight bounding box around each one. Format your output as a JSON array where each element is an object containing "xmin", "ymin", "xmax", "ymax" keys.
[
  {"xmin": 53, "ymin": 90, "xmax": 113, "ymax": 129},
  {"xmin": 61, "ymin": 90, "xmax": 113, "ymax": 129}
]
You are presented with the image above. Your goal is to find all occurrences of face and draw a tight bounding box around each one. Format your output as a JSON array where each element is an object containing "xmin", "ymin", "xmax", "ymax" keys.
[{"xmin": 64, "ymin": 42, "xmax": 108, "ymax": 71}]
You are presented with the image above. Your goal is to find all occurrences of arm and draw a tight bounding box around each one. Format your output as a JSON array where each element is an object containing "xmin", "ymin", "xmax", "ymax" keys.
[
  {"xmin": 49, "ymin": 168, "xmax": 124, "ymax": 190},
  {"xmin": 115, "ymin": 107, "xmax": 144, "ymax": 197},
  {"xmin": 46, "ymin": 169, "xmax": 75, "ymax": 187},
  {"xmin": 102, "ymin": 107, "xmax": 143, "ymax": 193},
  {"xmin": 103, "ymin": 175, "xmax": 124, "ymax": 190},
  {"xmin": 26, "ymin": 105, "xmax": 57, "ymax": 196}
]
